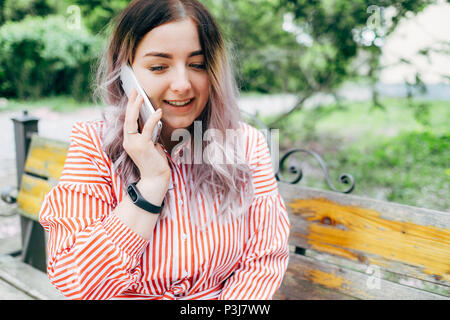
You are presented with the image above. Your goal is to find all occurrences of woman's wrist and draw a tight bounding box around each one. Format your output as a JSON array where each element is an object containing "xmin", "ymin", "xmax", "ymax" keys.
[{"xmin": 136, "ymin": 175, "xmax": 169, "ymax": 206}]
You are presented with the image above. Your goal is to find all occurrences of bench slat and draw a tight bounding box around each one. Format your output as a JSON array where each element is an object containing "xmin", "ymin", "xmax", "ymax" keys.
[
  {"xmin": 0, "ymin": 277, "xmax": 34, "ymax": 300},
  {"xmin": 304, "ymin": 249, "xmax": 450, "ymax": 297},
  {"xmin": 0, "ymin": 254, "xmax": 63, "ymax": 299},
  {"xmin": 276, "ymin": 252, "xmax": 449, "ymax": 300},
  {"xmin": 279, "ymin": 183, "xmax": 450, "ymax": 228},
  {"xmin": 16, "ymin": 135, "xmax": 68, "ymax": 221},
  {"xmin": 17, "ymin": 173, "xmax": 54, "ymax": 221},
  {"xmin": 24, "ymin": 134, "xmax": 69, "ymax": 183},
  {"xmin": 274, "ymin": 252, "xmax": 358, "ymax": 300},
  {"xmin": 279, "ymin": 183, "xmax": 450, "ymax": 285}
]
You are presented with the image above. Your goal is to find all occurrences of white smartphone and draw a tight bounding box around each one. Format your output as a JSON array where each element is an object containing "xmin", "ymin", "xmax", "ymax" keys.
[{"xmin": 120, "ymin": 63, "xmax": 162, "ymax": 143}]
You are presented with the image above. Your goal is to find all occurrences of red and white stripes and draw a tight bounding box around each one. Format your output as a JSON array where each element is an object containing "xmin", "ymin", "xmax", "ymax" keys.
[{"xmin": 39, "ymin": 120, "xmax": 290, "ymax": 300}]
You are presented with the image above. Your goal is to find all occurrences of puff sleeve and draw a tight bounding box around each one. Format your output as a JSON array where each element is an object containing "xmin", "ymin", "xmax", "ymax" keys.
[{"xmin": 39, "ymin": 121, "xmax": 149, "ymax": 300}]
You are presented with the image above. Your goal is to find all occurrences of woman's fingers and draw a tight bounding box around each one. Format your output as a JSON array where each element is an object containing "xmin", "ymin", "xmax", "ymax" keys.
[
  {"xmin": 124, "ymin": 89, "xmax": 143, "ymax": 134},
  {"xmin": 141, "ymin": 108, "xmax": 163, "ymax": 142}
]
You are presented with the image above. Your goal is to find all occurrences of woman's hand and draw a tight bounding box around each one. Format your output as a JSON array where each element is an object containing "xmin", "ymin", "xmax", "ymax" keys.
[{"xmin": 123, "ymin": 89, "xmax": 171, "ymax": 203}]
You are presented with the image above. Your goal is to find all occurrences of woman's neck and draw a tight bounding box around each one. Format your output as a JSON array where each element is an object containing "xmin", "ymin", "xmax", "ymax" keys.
[
  {"xmin": 160, "ymin": 124, "xmax": 196, "ymax": 159},
  {"xmin": 159, "ymin": 126, "xmax": 177, "ymax": 155}
]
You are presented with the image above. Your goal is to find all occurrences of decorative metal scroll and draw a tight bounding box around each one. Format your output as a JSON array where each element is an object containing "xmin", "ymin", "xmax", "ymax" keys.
[
  {"xmin": 275, "ymin": 148, "xmax": 355, "ymax": 194},
  {"xmin": 241, "ymin": 109, "xmax": 356, "ymax": 194}
]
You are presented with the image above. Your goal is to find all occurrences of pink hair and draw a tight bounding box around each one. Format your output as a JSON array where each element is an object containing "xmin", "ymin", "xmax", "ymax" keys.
[{"xmin": 93, "ymin": 0, "xmax": 254, "ymax": 226}]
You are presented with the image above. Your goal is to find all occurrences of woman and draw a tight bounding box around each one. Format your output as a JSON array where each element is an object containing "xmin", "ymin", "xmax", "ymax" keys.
[{"xmin": 39, "ymin": 0, "xmax": 290, "ymax": 300}]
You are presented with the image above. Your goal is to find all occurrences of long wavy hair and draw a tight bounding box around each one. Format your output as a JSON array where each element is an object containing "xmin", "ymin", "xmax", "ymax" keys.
[{"xmin": 93, "ymin": 0, "xmax": 254, "ymax": 226}]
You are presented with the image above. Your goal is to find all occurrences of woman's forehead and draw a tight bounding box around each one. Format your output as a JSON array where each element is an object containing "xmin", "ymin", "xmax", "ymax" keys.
[{"xmin": 135, "ymin": 18, "xmax": 201, "ymax": 59}]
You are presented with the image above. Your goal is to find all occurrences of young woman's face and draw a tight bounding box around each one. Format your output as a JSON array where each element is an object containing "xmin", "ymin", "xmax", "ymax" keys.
[{"xmin": 131, "ymin": 18, "xmax": 210, "ymax": 138}]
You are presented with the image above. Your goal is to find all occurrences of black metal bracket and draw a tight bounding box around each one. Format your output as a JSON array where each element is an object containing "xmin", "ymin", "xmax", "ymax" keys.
[
  {"xmin": 241, "ymin": 109, "xmax": 355, "ymax": 194},
  {"xmin": 275, "ymin": 148, "xmax": 355, "ymax": 194}
]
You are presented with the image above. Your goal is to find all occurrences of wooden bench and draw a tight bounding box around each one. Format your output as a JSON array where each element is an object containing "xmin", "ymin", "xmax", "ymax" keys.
[
  {"xmin": 273, "ymin": 183, "xmax": 450, "ymax": 299},
  {"xmin": 12, "ymin": 134, "xmax": 68, "ymax": 271},
  {"xmin": 2, "ymin": 111, "xmax": 450, "ymax": 300},
  {"xmin": 0, "ymin": 254, "xmax": 63, "ymax": 300}
]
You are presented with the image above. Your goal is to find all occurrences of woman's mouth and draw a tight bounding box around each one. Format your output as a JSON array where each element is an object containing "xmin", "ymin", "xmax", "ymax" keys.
[{"xmin": 164, "ymin": 98, "xmax": 195, "ymax": 107}]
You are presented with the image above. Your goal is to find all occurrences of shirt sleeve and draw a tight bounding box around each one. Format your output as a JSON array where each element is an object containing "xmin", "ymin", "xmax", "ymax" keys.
[
  {"xmin": 219, "ymin": 128, "xmax": 290, "ymax": 300},
  {"xmin": 39, "ymin": 121, "xmax": 149, "ymax": 300}
]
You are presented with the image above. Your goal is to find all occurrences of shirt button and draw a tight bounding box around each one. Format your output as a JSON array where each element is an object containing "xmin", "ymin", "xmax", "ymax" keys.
[
  {"xmin": 178, "ymin": 199, "xmax": 184, "ymax": 206},
  {"xmin": 181, "ymin": 234, "xmax": 187, "ymax": 241}
]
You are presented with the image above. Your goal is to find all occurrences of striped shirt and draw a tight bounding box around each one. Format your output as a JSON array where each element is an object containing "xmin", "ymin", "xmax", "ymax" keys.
[{"xmin": 39, "ymin": 120, "xmax": 290, "ymax": 300}]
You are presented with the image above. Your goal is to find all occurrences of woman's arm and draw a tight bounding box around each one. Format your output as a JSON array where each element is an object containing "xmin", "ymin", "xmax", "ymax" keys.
[
  {"xmin": 39, "ymin": 118, "xmax": 168, "ymax": 300},
  {"xmin": 115, "ymin": 89, "xmax": 170, "ymax": 240},
  {"xmin": 39, "ymin": 121, "xmax": 143, "ymax": 299},
  {"xmin": 114, "ymin": 177, "xmax": 166, "ymax": 240}
]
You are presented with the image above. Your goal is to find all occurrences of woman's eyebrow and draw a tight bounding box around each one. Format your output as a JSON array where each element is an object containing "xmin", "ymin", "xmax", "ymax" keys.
[{"xmin": 143, "ymin": 50, "xmax": 203, "ymax": 59}]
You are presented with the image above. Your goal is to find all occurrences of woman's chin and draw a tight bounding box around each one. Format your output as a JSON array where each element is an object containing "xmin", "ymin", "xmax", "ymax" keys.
[{"xmin": 161, "ymin": 119, "xmax": 195, "ymax": 138}]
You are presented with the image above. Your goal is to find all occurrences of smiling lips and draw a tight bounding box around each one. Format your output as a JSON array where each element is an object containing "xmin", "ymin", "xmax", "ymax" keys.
[{"xmin": 164, "ymin": 98, "xmax": 195, "ymax": 107}]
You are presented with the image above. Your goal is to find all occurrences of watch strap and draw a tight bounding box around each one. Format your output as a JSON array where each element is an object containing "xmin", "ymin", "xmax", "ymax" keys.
[{"xmin": 127, "ymin": 182, "xmax": 164, "ymax": 214}]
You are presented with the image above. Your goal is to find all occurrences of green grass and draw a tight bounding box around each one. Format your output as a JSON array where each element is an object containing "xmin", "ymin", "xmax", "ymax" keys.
[{"xmin": 267, "ymin": 98, "xmax": 450, "ymax": 212}]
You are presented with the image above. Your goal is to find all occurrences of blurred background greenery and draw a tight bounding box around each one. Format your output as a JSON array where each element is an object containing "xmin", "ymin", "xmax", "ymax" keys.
[{"xmin": 0, "ymin": 0, "xmax": 448, "ymax": 211}]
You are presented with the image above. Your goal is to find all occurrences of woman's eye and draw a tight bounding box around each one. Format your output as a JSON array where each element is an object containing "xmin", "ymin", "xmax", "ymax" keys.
[
  {"xmin": 190, "ymin": 63, "xmax": 206, "ymax": 70},
  {"xmin": 149, "ymin": 66, "xmax": 167, "ymax": 72}
]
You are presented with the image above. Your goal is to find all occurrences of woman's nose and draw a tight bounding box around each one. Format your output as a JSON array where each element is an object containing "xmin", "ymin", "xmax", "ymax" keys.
[{"xmin": 170, "ymin": 67, "xmax": 192, "ymax": 94}]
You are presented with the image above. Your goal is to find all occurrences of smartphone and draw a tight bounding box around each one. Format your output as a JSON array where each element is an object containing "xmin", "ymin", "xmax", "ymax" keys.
[{"xmin": 120, "ymin": 63, "xmax": 162, "ymax": 143}]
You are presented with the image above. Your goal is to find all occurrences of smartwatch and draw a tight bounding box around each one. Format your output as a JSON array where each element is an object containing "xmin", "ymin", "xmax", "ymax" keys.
[{"xmin": 127, "ymin": 182, "xmax": 164, "ymax": 214}]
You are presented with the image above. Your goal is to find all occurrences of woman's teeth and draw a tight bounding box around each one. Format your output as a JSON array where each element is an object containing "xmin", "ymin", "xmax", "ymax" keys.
[{"xmin": 165, "ymin": 99, "xmax": 193, "ymax": 106}]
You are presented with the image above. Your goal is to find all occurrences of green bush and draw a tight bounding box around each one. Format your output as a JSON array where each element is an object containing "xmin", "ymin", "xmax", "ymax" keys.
[
  {"xmin": 0, "ymin": 14, "xmax": 104, "ymax": 101},
  {"xmin": 335, "ymin": 131, "xmax": 450, "ymax": 211},
  {"xmin": 0, "ymin": 0, "xmax": 63, "ymax": 24}
]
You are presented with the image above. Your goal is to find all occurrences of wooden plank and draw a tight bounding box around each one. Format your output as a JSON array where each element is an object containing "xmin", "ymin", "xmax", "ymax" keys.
[
  {"xmin": 24, "ymin": 134, "xmax": 69, "ymax": 184},
  {"xmin": 279, "ymin": 183, "xmax": 450, "ymax": 283},
  {"xmin": 0, "ymin": 278, "xmax": 34, "ymax": 300},
  {"xmin": 276, "ymin": 252, "xmax": 449, "ymax": 300},
  {"xmin": 304, "ymin": 248, "xmax": 450, "ymax": 297},
  {"xmin": 279, "ymin": 183, "xmax": 450, "ymax": 228},
  {"xmin": 17, "ymin": 173, "xmax": 54, "ymax": 220},
  {"xmin": 275, "ymin": 252, "xmax": 358, "ymax": 300},
  {"xmin": 0, "ymin": 255, "xmax": 64, "ymax": 300}
]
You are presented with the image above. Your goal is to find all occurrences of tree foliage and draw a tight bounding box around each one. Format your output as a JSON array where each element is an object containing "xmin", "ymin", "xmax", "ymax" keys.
[
  {"xmin": 0, "ymin": 15, "xmax": 104, "ymax": 100},
  {"xmin": 0, "ymin": 0, "xmax": 447, "ymax": 110},
  {"xmin": 202, "ymin": 0, "xmax": 444, "ymax": 126},
  {"xmin": 0, "ymin": 0, "xmax": 66, "ymax": 24},
  {"xmin": 62, "ymin": 0, "xmax": 130, "ymax": 35}
]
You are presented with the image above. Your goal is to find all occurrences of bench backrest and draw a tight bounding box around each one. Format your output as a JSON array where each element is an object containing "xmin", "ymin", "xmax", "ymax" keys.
[
  {"xmin": 274, "ymin": 182, "xmax": 450, "ymax": 299},
  {"xmin": 17, "ymin": 134, "xmax": 69, "ymax": 221},
  {"xmin": 16, "ymin": 134, "xmax": 450, "ymax": 299}
]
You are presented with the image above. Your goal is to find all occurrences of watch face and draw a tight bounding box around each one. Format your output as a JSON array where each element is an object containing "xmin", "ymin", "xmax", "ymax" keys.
[{"xmin": 128, "ymin": 185, "xmax": 138, "ymax": 202}]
